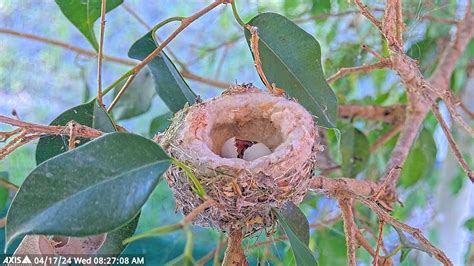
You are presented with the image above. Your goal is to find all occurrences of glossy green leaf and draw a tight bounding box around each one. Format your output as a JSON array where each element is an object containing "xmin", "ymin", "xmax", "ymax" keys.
[
  {"xmin": 340, "ymin": 125, "xmax": 370, "ymax": 178},
  {"xmin": 149, "ymin": 112, "xmax": 173, "ymax": 137},
  {"xmin": 6, "ymin": 133, "xmax": 171, "ymax": 247},
  {"xmin": 55, "ymin": 0, "xmax": 123, "ymax": 50},
  {"xmin": 273, "ymin": 206, "xmax": 317, "ymax": 266},
  {"xmin": 315, "ymin": 221, "xmax": 346, "ymax": 266},
  {"xmin": 244, "ymin": 12, "xmax": 337, "ymax": 128},
  {"xmin": 35, "ymin": 100, "xmax": 116, "ymax": 165},
  {"xmin": 400, "ymin": 128, "xmax": 436, "ymax": 187},
  {"xmin": 0, "ymin": 171, "xmax": 10, "ymax": 211},
  {"xmin": 96, "ymin": 213, "xmax": 140, "ymax": 256},
  {"xmin": 278, "ymin": 201, "xmax": 310, "ymax": 245},
  {"xmin": 113, "ymin": 69, "xmax": 156, "ymax": 120},
  {"xmin": 128, "ymin": 31, "xmax": 196, "ymax": 113}
]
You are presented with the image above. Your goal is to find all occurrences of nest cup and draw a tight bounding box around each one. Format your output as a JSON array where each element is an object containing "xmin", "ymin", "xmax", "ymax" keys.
[{"xmin": 160, "ymin": 85, "xmax": 320, "ymax": 234}]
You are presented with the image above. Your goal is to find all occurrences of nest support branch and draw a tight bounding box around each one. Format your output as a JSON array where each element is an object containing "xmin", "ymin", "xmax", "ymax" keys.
[{"xmin": 222, "ymin": 229, "xmax": 248, "ymax": 266}]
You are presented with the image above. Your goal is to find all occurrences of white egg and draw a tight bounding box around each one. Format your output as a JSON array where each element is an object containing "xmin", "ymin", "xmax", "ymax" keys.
[
  {"xmin": 243, "ymin": 143, "xmax": 272, "ymax": 161},
  {"xmin": 221, "ymin": 137, "xmax": 238, "ymax": 158}
]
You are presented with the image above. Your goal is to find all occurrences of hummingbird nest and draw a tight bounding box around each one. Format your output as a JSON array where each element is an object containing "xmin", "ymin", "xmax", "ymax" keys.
[{"xmin": 159, "ymin": 85, "xmax": 320, "ymax": 235}]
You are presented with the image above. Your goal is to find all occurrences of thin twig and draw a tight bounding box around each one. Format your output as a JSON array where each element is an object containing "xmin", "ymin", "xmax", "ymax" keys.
[
  {"xmin": 354, "ymin": 0, "xmax": 383, "ymax": 31},
  {"xmin": 107, "ymin": 74, "xmax": 137, "ymax": 112},
  {"xmin": 339, "ymin": 198, "xmax": 357, "ymax": 266},
  {"xmin": 459, "ymin": 100, "xmax": 474, "ymax": 119},
  {"xmin": 108, "ymin": 0, "xmax": 226, "ymax": 107},
  {"xmin": 357, "ymin": 196, "xmax": 453, "ymax": 266},
  {"xmin": 361, "ymin": 44, "xmax": 385, "ymax": 61},
  {"xmin": 122, "ymin": 4, "xmax": 151, "ymax": 29},
  {"xmin": 373, "ymin": 219, "xmax": 385, "ymax": 266},
  {"xmin": 68, "ymin": 123, "xmax": 77, "ymax": 150},
  {"xmin": 327, "ymin": 61, "xmax": 390, "ymax": 84},
  {"xmin": 0, "ymin": 115, "xmax": 103, "ymax": 139},
  {"xmin": 180, "ymin": 69, "xmax": 231, "ymax": 89},
  {"xmin": 294, "ymin": 9, "xmax": 457, "ymax": 25},
  {"xmin": 196, "ymin": 237, "xmax": 228, "ymax": 266},
  {"xmin": 440, "ymin": 90, "xmax": 474, "ymax": 137},
  {"xmin": 370, "ymin": 123, "xmax": 403, "ymax": 152},
  {"xmin": 180, "ymin": 199, "xmax": 215, "ymax": 226},
  {"xmin": 0, "ymin": 28, "xmax": 136, "ymax": 66},
  {"xmin": 0, "ymin": 28, "xmax": 229, "ymax": 89},
  {"xmin": 245, "ymin": 25, "xmax": 285, "ymax": 96},
  {"xmin": 355, "ymin": 228, "xmax": 391, "ymax": 266},
  {"xmin": 96, "ymin": 0, "xmax": 107, "ymax": 107},
  {"xmin": 431, "ymin": 103, "xmax": 474, "ymax": 182},
  {"xmin": 0, "ymin": 133, "xmax": 42, "ymax": 160},
  {"xmin": 0, "ymin": 178, "xmax": 19, "ymax": 192}
]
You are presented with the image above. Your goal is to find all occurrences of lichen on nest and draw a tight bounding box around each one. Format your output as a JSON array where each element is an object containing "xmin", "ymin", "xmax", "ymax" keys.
[{"xmin": 159, "ymin": 85, "xmax": 321, "ymax": 235}]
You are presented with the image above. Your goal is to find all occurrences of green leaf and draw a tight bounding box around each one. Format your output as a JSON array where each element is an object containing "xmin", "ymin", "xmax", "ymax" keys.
[
  {"xmin": 0, "ymin": 171, "xmax": 10, "ymax": 211},
  {"xmin": 128, "ymin": 31, "xmax": 196, "ymax": 113},
  {"xmin": 244, "ymin": 12, "xmax": 337, "ymax": 128},
  {"xmin": 450, "ymin": 171, "xmax": 464, "ymax": 195},
  {"xmin": 315, "ymin": 221, "xmax": 346, "ymax": 266},
  {"xmin": 311, "ymin": 0, "xmax": 331, "ymax": 16},
  {"xmin": 340, "ymin": 125, "xmax": 370, "ymax": 178},
  {"xmin": 464, "ymin": 217, "xmax": 474, "ymax": 232},
  {"xmin": 278, "ymin": 201, "xmax": 310, "ymax": 245},
  {"xmin": 400, "ymin": 248, "xmax": 412, "ymax": 263},
  {"xmin": 399, "ymin": 128, "xmax": 436, "ymax": 187},
  {"xmin": 113, "ymin": 68, "xmax": 156, "ymax": 120},
  {"xmin": 35, "ymin": 100, "xmax": 116, "ymax": 165},
  {"xmin": 273, "ymin": 206, "xmax": 317, "ymax": 266},
  {"xmin": 283, "ymin": 0, "xmax": 299, "ymax": 16},
  {"xmin": 55, "ymin": 0, "xmax": 123, "ymax": 50},
  {"xmin": 96, "ymin": 213, "xmax": 140, "ymax": 256},
  {"xmin": 6, "ymin": 133, "xmax": 171, "ymax": 248},
  {"xmin": 149, "ymin": 112, "xmax": 173, "ymax": 137}
]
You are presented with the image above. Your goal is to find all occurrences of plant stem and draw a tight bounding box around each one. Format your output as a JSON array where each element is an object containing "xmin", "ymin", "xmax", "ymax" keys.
[
  {"xmin": 106, "ymin": 1, "xmax": 223, "ymax": 112},
  {"xmin": 231, "ymin": 0, "xmax": 246, "ymax": 27},
  {"xmin": 96, "ymin": 0, "xmax": 107, "ymax": 107},
  {"xmin": 385, "ymin": 244, "xmax": 403, "ymax": 258}
]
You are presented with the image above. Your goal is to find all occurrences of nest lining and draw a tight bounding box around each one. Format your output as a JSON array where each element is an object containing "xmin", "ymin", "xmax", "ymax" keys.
[{"xmin": 160, "ymin": 86, "xmax": 320, "ymax": 234}]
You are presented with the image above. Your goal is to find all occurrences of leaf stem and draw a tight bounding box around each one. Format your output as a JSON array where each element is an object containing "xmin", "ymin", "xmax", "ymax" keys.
[
  {"xmin": 96, "ymin": 0, "xmax": 107, "ymax": 107},
  {"xmin": 385, "ymin": 244, "xmax": 403, "ymax": 258},
  {"xmin": 102, "ymin": 69, "xmax": 135, "ymax": 95},
  {"xmin": 184, "ymin": 227, "xmax": 193, "ymax": 257},
  {"xmin": 231, "ymin": 1, "xmax": 246, "ymax": 27},
  {"xmin": 151, "ymin": 16, "xmax": 185, "ymax": 32}
]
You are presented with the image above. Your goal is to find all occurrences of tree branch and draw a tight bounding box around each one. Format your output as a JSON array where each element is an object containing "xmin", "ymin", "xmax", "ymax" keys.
[
  {"xmin": 339, "ymin": 198, "xmax": 357, "ymax": 266},
  {"xmin": 356, "ymin": 196, "xmax": 453, "ymax": 266},
  {"xmin": 338, "ymin": 104, "xmax": 406, "ymax": 124},
  {"xmin": 431, "ymin": 103, "xmax": 473, "ymax": 181},
  {"xmin": 223, "ymin": 229, "xmax": 248, "ymax": 266},
  {"xmin": 0, "ymin": 115, "xmax": 103, "ymax": 160}
]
